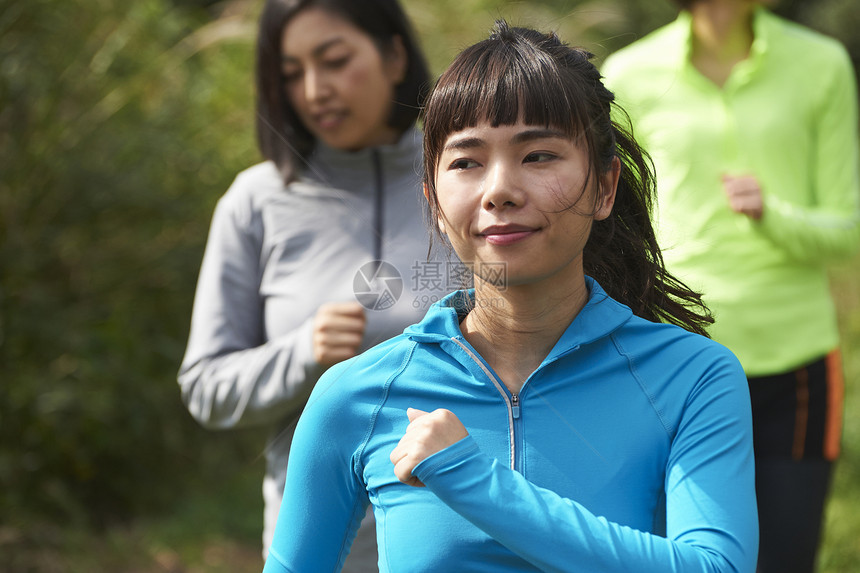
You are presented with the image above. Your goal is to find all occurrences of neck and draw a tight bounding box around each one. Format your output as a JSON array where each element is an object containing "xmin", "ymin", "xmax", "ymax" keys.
[
  {"xmin": 461, "ymin": 274, "xmax": 590, "ymax": 392},
  {"xmin": 689, "ymin": 1, "xmax": 756, "ymax": 84}
]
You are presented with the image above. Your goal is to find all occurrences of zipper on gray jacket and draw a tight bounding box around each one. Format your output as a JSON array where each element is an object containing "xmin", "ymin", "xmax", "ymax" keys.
[
  {"xmin": 371, "ymin": 149, "xmax": 384, "ymax": 261},
  {"xmin": 451, "ymin": 338, "xmax": 517, "ymax": 470}
]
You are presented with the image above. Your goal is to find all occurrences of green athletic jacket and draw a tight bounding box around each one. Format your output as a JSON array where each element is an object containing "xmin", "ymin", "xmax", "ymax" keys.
[{"xmin": 602, "ymin": 7, "xmax": 860, "ymax": 376}]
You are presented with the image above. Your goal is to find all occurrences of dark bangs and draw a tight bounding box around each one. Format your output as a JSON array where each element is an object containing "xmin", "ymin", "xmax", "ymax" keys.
[{"xmin": 424, "ymin": 23, "xmax": 598, "ymax": 189}]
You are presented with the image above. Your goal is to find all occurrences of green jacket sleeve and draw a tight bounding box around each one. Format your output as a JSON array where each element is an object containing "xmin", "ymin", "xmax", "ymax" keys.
[{"xmin": 757, "ymin": 46, "xmax": 860, "ymax": 264}]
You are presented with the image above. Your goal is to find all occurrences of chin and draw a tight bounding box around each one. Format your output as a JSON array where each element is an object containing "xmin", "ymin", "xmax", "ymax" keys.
[
  {"xmin": 319, "ymin": 134, "xmax": 361, "ymax": 151},
  {"xmin": 475, "ymin": 266, "xmax": 530, "ymax": 290}
]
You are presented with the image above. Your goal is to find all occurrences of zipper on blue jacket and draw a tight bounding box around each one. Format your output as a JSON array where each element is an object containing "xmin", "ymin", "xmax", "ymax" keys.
[
  {"xmin": 450, "ymin": 337, "xmax": 518, "ymax": 469},
  {"xmin": 447, "ymin": 335, "xmax": 584, "ymax": 471}
]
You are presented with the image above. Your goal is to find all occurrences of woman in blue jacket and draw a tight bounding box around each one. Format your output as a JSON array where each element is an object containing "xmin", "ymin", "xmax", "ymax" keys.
[{"xmin": 264, "ymin": 21, "xmax": 758, "ymax": 573}]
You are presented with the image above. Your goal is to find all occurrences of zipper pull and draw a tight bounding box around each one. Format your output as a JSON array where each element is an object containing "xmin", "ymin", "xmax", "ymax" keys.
[{"xmin": 511, "ymin": 394, "xmax": 520, "ymax": 419}]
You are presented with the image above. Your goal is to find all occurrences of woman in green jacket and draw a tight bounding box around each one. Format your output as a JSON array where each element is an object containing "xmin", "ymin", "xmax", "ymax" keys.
[{"xmin": 603, "ymin": 1, "xmax": 860, "ymax": 571}]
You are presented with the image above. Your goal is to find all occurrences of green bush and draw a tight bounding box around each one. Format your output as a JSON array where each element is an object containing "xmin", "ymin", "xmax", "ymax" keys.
[{"xmin": 0, "ymin": 0, "xmax": 261, "ymax": 525}]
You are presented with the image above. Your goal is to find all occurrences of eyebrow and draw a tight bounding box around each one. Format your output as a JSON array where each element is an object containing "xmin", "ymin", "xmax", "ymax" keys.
[
  {"xmin": 511, "ymin": 128, "xmax": 567, "ymax": 145},
  {"xmin": 443, "ymin": 128, "xmax": 568, "ymax": 152},
  {"xmin": 443, "ymin": 136, "xmax": 483, "ymax": 152},
  {"xmin": 281, "ymin": 37, "xmax": 346, "ymax": 63}
]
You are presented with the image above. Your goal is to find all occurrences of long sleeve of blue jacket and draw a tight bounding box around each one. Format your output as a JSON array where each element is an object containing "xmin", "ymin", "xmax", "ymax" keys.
[{"xmin": 262, "ymin": 356, "xmax": 378, "ymax": 573}]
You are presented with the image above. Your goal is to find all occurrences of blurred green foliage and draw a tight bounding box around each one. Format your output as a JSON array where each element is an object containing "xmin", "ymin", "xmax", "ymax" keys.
[
  {"xmin": 0, "ymin": 0, "xmax": 263, "ymax": 526},
  {"xmin": 1, "ymin": 1, "xmax": 858, "ymax": 569}
]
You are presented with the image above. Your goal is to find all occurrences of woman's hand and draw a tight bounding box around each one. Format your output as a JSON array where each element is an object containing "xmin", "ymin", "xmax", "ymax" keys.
[
  {"xmin": 721, "ymin": 174, "xmax": 765, "ymax": 220},
  {"xmin": 390, "ymin": 408, "xmax": 469, "ymax": 487},
  {"xmin": 312, "ymin": 302, "xmax": 367, "ymax": 367}
]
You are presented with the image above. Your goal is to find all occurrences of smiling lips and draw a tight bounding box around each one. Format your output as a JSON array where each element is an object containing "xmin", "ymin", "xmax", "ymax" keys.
[
  {"xmin": 313, "ymin": 109, "xmax": 347, "ymax": 130},
  {"xmin": 479, "ymin": 225, "xmax": 538, "ymax": 246}
]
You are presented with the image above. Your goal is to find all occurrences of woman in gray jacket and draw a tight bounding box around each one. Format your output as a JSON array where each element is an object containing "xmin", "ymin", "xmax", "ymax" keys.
[{"xmin": 178, "ymin": 0, "xmax": 444, "ymax": 569}]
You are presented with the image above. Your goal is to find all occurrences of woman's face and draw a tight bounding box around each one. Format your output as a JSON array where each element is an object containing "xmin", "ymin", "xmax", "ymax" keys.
[
  {"xmin": 280, "ymin": 7, "xmax": 407, "ymax": 151},
  {"xmin": 432, "ymin": 120, "xmax": 618, "ymax": 289}
]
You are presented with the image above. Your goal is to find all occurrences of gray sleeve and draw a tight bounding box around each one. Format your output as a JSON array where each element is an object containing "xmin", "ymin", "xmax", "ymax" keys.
[{"xmin": 178, "ymin": 186, "xmax": 324, "ymax": 430}]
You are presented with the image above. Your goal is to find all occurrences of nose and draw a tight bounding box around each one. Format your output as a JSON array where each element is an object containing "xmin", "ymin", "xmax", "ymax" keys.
[
  {"xmin": 482, "ymin": 161, "xmax": 523, "ymax": 210},
  {"xmin": 303, "ymin": 67, "xmax": 331, "ymax": 104}
]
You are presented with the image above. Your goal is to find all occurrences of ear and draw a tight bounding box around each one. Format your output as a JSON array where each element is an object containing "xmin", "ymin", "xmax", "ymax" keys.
[
  {"xmin": 385, "ymin": 35, "xmax": 408, "ymax": 85},
  {"xmin": 594, "ymin": 156, "xmax": 620, "ymax": 221},
  {"xmin": 423, "ymin": 182, "xmax": 447, "ymax": 234}
]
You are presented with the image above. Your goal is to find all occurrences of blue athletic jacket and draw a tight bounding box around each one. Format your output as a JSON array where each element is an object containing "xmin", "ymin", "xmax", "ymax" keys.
[{"xmin": 263, "ymin": 278, "xmax": 758, "ymax": 572}]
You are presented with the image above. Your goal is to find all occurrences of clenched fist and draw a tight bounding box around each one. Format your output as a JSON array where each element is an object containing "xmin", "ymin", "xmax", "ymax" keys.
[
  {"xmin": 312, "ymin": 302, "xmax": 367, "ymax": 367},
  {"xmin": 721, "ymin": 174, "xmax": 765, "ymax": 221},
  {"xmin": 390, "ymin": 408, "xmax": 469, "ymax": 487}
]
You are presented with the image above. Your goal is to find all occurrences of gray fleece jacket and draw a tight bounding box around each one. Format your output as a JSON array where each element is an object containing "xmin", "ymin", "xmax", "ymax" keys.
[{"xmin": 178, "ymin": 127, "xmax": 449, "ymax": 560}]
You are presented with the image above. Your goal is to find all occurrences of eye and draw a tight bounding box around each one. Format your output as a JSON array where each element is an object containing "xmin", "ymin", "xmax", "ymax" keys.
[
  {"xmin": 281, "ymin": 67, "xmax": 302, "ymax": 85},
  {"xmin": 523, "ymin": 151, "xmax": 557, "ymax": 164},
  {"xmin": 323, "ymin": 54, "xmax": 351, "ymax": 71},
  {"xmin": 448, "ymin": 158, "xmax": 480, "ymax": 171}
]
